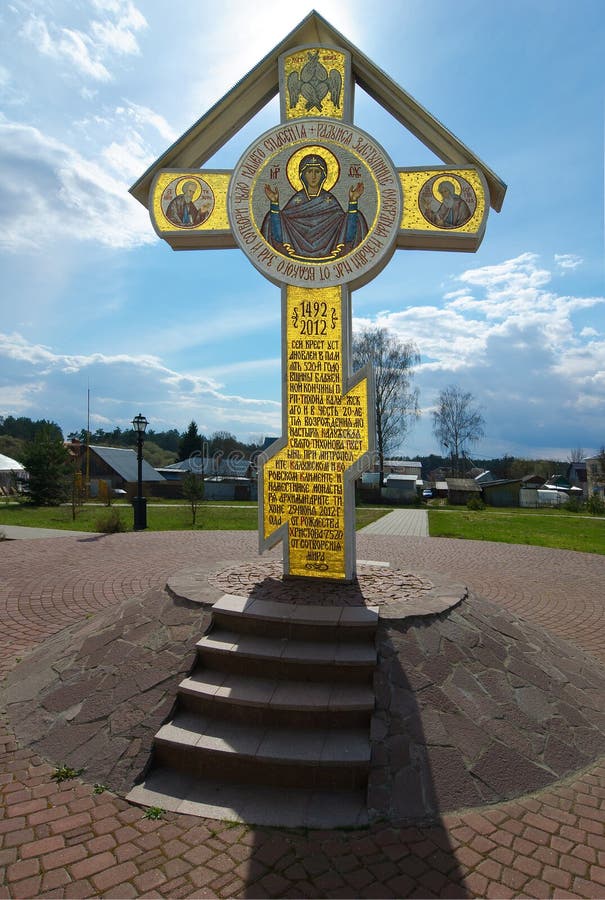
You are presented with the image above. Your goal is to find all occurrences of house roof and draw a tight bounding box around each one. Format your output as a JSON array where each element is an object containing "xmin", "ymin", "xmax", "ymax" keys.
[
  {"xmin": 90, "ymin": 446, "xmax": 165, "ymax": 482},
  {"xmin": 162, "ymin": 457, "xmax": 254, "ymax": 477},
  {"xmin": 162, "ymin": 458, "xmax": 211, "ymax": 475},
  {"xmin": 361, "ymin": 472, "xmax": 381, "ymax": 484},
  {"xmin": 474, "ymin": 470, "xmax": 496, "ymax": 483},
  {"xmin": 521, "ymin": 473, "xmax": 546, "ymax": 484},
  {"xmin": 130, "ymin": 11, "xmax": 506, "ymax": 213},
  {"xmin": 446, "ymin": 478, "xmax": 481, "ymax": 492},
  {"xmin": 384, "ymin": 460, "xmax": 422, "ymax": 469}
]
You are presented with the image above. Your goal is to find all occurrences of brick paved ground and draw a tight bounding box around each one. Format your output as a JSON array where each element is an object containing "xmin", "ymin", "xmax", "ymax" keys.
[{"xmin": 1, "ymin": 531, "xmax": 604, "ymax": 898}]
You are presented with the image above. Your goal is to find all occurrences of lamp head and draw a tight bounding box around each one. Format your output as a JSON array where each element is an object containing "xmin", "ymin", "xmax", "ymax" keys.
[{"xmin": 132, "ymin": 413, "xmax": 148, "ymax": 435}]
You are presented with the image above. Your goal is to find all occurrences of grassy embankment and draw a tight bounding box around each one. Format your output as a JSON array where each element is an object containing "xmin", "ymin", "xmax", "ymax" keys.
[{"xmin": 427, "ymin": 505, "xmax": 605, "ymax": 555}]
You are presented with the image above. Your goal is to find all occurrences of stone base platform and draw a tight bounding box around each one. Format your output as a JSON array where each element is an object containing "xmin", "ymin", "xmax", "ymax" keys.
[
  {"xmin": 5, "ymin": 556, "xmax": 605, "ymax": 829},
  {"xmin": 131, "ymin": 558, "xmax": 456, "ymax": 828},
  {"xmin": 168, "ymin": 558, "xmax": 467, "ymax": 620}
]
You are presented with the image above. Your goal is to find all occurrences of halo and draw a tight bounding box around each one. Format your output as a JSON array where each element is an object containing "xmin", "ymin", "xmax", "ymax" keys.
[
  {"xmin": 432, "ymin": 175, "xmax": 460, "ymax": 201},
  {"xmin": 175, "ymin": 177, "xmax": 202, "ymax": 203},
  {"xmin": 286, "ymin": 146, "xmax": 340, "ymax": 192}
]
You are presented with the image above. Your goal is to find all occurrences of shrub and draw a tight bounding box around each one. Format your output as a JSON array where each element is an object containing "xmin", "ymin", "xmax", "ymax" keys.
[
  {"xmin": 586, "ymin": 494, "xmax": 605, "ymax": 516},
  {"xmin": 466, "ymin": 496, "xmax": 485, "ymax": 511},
  {"xmin": 95, "ymin": 509, "xmax": 128, "ymax": 533},
  {"xmin": 562, "ymin": 497, "xmax": 583, "ymax": 513}
]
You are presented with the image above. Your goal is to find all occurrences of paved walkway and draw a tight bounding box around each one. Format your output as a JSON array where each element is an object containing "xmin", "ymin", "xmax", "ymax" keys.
[
  {"xmin": 0, "ymin": 531, "xmax": 604, "ymax": 898},
  {"xmin": 360, "ymin": 508, "xmax": 429, "ymax": 536},
  {"xmin": 0, "ymin": 525, "xmax": 103, "ymax": 540}
]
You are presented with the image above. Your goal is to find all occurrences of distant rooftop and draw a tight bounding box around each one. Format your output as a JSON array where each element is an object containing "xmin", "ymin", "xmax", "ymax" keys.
[{"xmin": 90, "ymin": 446, "xmax": 165, "ymax": 482}]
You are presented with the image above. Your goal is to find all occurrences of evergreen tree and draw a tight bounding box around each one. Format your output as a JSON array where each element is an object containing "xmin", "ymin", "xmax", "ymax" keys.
[
  {"xmin": 178, "ymin": 421, "xmax": 204, "ymax": 461},
  {"xmin": 1, "ymin": 416, "xmax": 62, "ymax": 442},
  {"xmin": 21, "ymin": 428, "xmax": 71, "ymax": 505}
]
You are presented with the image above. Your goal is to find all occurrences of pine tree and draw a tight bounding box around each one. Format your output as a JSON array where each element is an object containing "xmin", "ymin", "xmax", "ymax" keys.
[
  {"xmin": 22, "ymin": 428, "xmax": 71, "ymax": 505},
  {"xmin": 178, "ymin": 421, "xmax": 204, "ymax": 461}
]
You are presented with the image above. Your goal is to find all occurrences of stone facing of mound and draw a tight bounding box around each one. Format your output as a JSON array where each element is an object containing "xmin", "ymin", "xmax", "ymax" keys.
[{"xmin": 370, "ymin": 592, "xmax": 605, "ymax": 822}]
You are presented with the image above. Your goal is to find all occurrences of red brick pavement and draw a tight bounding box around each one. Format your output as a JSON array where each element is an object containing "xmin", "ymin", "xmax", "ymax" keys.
[{"xmin": 0, "ymin": 531, "xmax": 604, "ymax": 898}]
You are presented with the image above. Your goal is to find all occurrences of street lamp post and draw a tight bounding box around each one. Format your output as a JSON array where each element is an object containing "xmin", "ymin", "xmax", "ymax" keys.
[{"xmin": 132, "ymin": 413, "xmax": 148, "ymax": 530}]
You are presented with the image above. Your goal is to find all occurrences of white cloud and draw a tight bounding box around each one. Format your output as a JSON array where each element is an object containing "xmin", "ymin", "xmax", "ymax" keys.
[
  {"xmin": 355, "ymin": 306, "xmax": 489, "ymax": 371},
  {"xmin": 90, "ymin": 17, "xmax": 144, "ymax": 57},
  {"xmin": 101, "ymin": 133, "xmax": 153, "ymax": 180},
  {"xmin": 0, "ymin": 121, "xmax": 152, "ymax": 251},
  {"xmin": 552, "ymin": 338, "xmax": 605, "ymax": 383},
  {"xmin": 0, "ymin": 381, "xmax": 45, "ymax": 412},
  {"xmin": 555, "ymin": 253, "xmax": 583, "ymax": 272},
  {"xmin": 20, "ymin": 16, "xmax": 112, "ymax": 81},
  {"xmin": 0, "ymin": 331, "xmax": 281, "ymax": 437},
  {"xmin": 19, "ymin": 2, "xmax": 147, "ymax": 81},
  {"xmin": 355, "ymin": 252, "xmax": 605, "ymax": 456},
  {"xmin": 115, "ymin": 102, "xmax": 177, "ymax": 143}
]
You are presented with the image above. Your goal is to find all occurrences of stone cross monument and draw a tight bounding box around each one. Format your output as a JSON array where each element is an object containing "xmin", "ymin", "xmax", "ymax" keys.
[{"xmin": 131, "ymin": 12, "xmax": 505, "ymax": 583}]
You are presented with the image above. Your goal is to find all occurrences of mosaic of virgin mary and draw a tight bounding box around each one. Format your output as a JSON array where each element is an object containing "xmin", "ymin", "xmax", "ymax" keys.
[{"xmin": 261, "ymin": 151, "xmax": 369, "ymax": 261}]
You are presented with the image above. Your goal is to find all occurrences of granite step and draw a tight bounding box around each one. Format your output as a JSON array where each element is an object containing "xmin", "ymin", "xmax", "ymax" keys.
[
  {"xmin": 153, "ymin": 710, "xmax": 371, "ymax": 789},
  {"xmin": 127, "ymin": 767, "xmax": 369, "ymax": 828},
  {"xmin": 211, "ymin": 594, "xmax": 379, "ymax": 642},
  {"xmin": 132, "ymin": 590, "xmax": 379, "ymax": 823},
  {"xmin": 196, "ymin": 628, "xmax": 376, "ymax": 682},
  {"xmin": 179, "ymin": 669, "xmax": 374, "ymax": 728}
]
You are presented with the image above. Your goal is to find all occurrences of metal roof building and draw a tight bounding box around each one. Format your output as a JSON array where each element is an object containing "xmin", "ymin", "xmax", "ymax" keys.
[{"xmin": 88, "ymin": 446, "xmax": 165, "ymax": 483}]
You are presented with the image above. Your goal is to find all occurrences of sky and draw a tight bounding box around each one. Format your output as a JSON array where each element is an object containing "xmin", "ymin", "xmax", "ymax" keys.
[{"xmin": 0, "ymin": 0, "xmax": 603, "ymax": 461}]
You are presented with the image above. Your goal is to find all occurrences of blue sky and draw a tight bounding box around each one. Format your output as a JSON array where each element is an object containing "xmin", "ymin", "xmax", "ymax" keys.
[{"xmin": 1, "ymin": 0, "xmax": 603, "ymax": 460}]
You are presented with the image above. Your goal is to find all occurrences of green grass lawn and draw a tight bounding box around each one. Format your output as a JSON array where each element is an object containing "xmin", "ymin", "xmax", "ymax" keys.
[
  {"xmin": 3, "ymin": 502, "xmax": 601, "ymax": 554},
  {"xmin": 0, "ymin": 502, "xmax": 391, "ymax": 533},
  {"xmin": 428, "ymin": 506, "xmax": 605, "ymax": 555}
]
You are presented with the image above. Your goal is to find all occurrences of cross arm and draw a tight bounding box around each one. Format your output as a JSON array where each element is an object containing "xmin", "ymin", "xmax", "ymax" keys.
[{"xmin": 147, "ymin": 164, "xmax": 490, "ymax": 253}]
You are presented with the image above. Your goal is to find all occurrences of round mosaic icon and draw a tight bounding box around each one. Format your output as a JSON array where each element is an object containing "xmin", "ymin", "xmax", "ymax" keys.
[
  {"xmin": 227, "ymin": 119, "xmax": 402, "ymax": 289},
  {"xmin": 418, "ymin": 173, "xmax": 476, "ymax": 229},
  {"xmin": 160, "ymin": 176, "xmax": 215, "ymax": 228}
]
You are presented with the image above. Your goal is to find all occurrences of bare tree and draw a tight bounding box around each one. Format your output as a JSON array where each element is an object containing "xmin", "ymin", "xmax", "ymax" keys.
[
  {"xmin": 432, "ymin": 385, "xmax": 485, "ymax": 477},
  {"xmin": 352, "ymin": 326, "xmax": 420, "ymax": 483},
  {"xmin": 568, "ymin": 447, "xmax": 585, "ymax": 463}
]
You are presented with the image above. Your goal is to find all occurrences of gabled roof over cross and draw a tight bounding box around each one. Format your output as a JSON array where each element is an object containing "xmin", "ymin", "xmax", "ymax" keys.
[{"xmin": 130, "ymin": 10, "xmax": 506, "ymax": 213}]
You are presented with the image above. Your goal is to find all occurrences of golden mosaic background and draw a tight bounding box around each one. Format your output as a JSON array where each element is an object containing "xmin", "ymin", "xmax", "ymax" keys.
[
  {"xmin": 152, "ymin": 172, "xmax": 231, "ymax": 232},
  {"xmin": 263, "ymin": 286, "xmax": 370, "ymax": 580},
  {"xmin": 284, "ymin": 48, "xmax": 347, "ymax": 121},
  {"xmin": 400, "ymin": 168, "xmax": 486, "ymax": 233}
]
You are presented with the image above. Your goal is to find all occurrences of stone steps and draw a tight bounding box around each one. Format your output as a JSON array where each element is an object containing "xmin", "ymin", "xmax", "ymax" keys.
[
  {"xmin": 127, "ymin": 768, "xmax": 369, "ymax": 828},
  {"xmin": 211, "ymin": 593, "xmax": 378, "ymax": 642},
  {"xmin": 154, "ymin": 711, "xmax": 370, "ymax": 788},
  {"xmin": 128, "ymin": 593, "xmax": 379, "ymax": 826},
  {"xmin": 197, "ymin": 628, "xmax": 376, "ymax": 682},
  {"xmin": 179, "ymin": 670, "xmax": 374, "ymax": 728}
]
